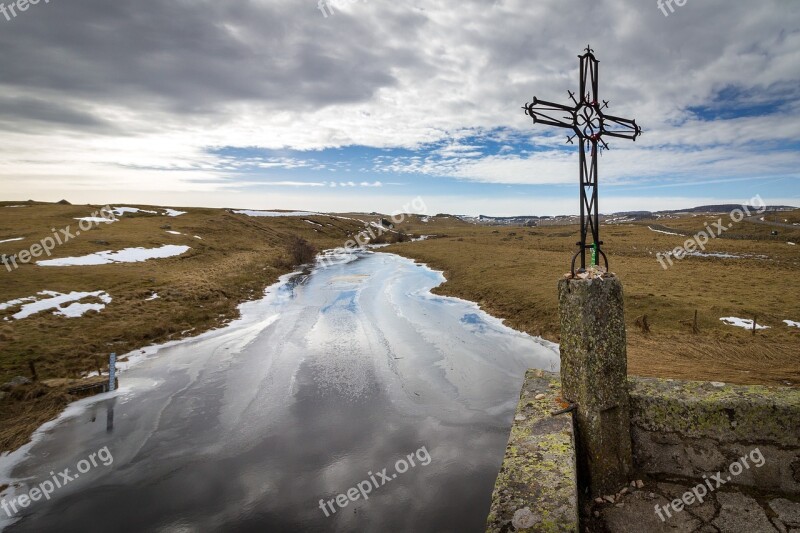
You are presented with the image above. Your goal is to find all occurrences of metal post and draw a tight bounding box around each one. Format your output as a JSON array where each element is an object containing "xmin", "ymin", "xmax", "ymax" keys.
[
  {"xmin": 109, "ymin": 352, "xmax": 116, "ymax": 392},
  {"xmin": 579, "ymin": 138, "xmax": 587, "ymax": 271}
]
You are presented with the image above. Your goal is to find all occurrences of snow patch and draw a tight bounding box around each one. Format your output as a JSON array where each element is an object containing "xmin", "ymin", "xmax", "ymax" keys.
[
  {"xmin": 784, "ymin": 320, "xmax": 800, "ymax": 328},
  {"xmin": 74, "ymin": 216, "xmax": 116, "ymax": 224},
  {"xmin": 659, "ymin": 250, "xmax": 767, "ymax": 260},
  {"xmin": 112, "ymin": 206, "xmax": 158, "ymax": 216},
  {"xmin": 145, "ymin": 293, "xmax": 159, "ymax": 301},
  {"xmin": 328, "ymin": 215, "xmax": 366, "ymax": 223},
  {"xmin": 234, "ymin": 209, "xmax": 318, "ymax": 217},
  {"xmin": 165, "ymin": 230, "xmax": 183, "ymax": 235},
  {"xmin": 648, "ymin": 226, "xmax": 682, "ymax": 236},
  {"xmin": 0, "ymin": 237, "xmax": 24, "ymax": 244},
  {"xmin": 690, "ymin": 251, "xmax": 742, "ymax": 259},
  {"xmin": 38, "ymin": 245, "xmax": 191, "ymax": 266},
  {"xmin": 163, "ymin": 209, "xmax": 187, "ymax": 217},
  {"xmin": 1, "ymin": 291, "xmax": 112, "ymax": 320},
  {"xmin": 369, "ymin": 221, "xmax": 398, "ymax": 234},
  {"xmin": 720, "ymin": 317, "xmax": 770, "ymax": 330}
]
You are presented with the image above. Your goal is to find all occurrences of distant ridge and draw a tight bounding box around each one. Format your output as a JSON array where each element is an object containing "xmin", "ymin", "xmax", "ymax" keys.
[
  {"xmin": 455, "ymin": 204, "xmax": 798, "ymax": 226},
  {"xmin": 657, "ymin": 204, "xmax": 797, "ymax": 214}
]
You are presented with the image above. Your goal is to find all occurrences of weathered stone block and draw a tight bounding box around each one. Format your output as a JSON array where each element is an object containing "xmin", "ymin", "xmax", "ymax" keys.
[
  {"xmin": 558, "ymin": 275, "xmax": 632, "ymax": 497},
  {"xmin": 629, "ymin": 377, "xmax": 800, "ymax": 494},
  {"xmin": 713, "ymin": 491, "xmax": 775, "ymax": 532}
]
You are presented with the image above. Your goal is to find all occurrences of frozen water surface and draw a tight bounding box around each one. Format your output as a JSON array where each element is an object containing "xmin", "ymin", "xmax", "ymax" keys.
[{"xmin": 0, "ymin": 252, "xmax": 558, "ymax": 533}]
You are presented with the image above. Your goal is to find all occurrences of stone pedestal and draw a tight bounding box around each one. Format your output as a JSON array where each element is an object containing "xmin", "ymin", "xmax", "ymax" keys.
[{"xmin": 558, "ymin": 274, "xmax": 632, "ymax": 497}]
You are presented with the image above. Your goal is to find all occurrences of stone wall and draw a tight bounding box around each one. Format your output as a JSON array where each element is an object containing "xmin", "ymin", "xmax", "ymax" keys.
[
  {"xmin": 487, "ymin": 373, "xmax": 800, "ymax": 532},
  {"xmin": 629, "ymin": 377, "xmax": 800, "ymax": 494}
]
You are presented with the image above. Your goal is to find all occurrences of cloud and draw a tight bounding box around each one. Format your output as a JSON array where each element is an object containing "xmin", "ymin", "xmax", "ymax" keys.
[
  {"xmin": 263, "ymin": 181, "xmax": 327, "ymax": 187},
  {"xmin": 0, "ymin": 0, "xmax": 797, "ymax": 206}
]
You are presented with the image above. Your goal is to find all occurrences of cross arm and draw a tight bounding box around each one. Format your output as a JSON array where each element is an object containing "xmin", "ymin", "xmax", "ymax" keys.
[
  {"xmin": 524, "ymin": 97, "xmax": 576, "ymax": 130},
  {"xmin": 601, "ymin": 114, "xmax": 642, "ymax": 141}
]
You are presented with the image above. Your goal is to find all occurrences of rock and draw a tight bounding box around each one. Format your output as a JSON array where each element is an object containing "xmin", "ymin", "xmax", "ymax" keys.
[
  {"xmin": 593, "ymin": 510, "xmax": 600, "ymax": 518},
  {"xmin": 602, "ymin": 494, "xmax": 701, "ymax": 533},
  {"xmin": 714, "ymin": 491, "xmax": 775, "ymax": 533},
  {"xmin": 772, "ymin": 517, "xmax": 788, "ymax": 533},
  {"xmin": 0, "ymin": 376, "xmax": 31, "ymax": 392},
  {"xmin": 534, "ymin": 393, "xmax": 546, "ymax": 400},
  {"xmin": 91, "ymin": 240, "xmax": 110, "ymax": 246},
  {"xmin": 619, "ymin": 487, "xmax": 629, "ymax": 496},
  {"xmin": 770, "ymin": 498, "xmax": 800, "ymax": 528},
  {"xmin": 511, "ymin": 507, "xmax": 540, "ymax": 529},
  {"xmin": 604, "ymin": 495, "xmax": 616, "ymax": 504},
  {"xmin": 636, "ymin": 480, "xmax": 645, "ymax": 489},
  {"xmin": 691, "ymin": 496, "xmax": 719, "ymax": 523},
  {"xmin": 0, "ymin": 391, "xmax": 6, "ymax": 401},
  {"xmin": 514, "ymin": 414, "xmax": 527, "ymax": 422},
  {"xmin": 655, "ymin": 482, "xmax": 716, "ymax": 522},
  {"xmin": 595, "ymin": 497, "xmax": 605, "ymax": 504}
]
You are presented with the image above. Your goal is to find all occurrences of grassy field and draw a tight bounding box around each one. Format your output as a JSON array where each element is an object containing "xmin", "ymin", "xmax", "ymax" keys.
[
  {"xmin": 387, "ymin": 211, "xmax": 800, "ymax": 388},
  {"xmin": 1, "ymin": 202, "xmax": 798, "ymax": 454},
  {"xmin": 0, "ymin": 201, "xmax": 369, "ymax": 452}
]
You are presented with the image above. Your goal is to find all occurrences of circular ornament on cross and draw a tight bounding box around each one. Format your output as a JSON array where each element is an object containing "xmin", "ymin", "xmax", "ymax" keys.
[{"xmin": 575, "ymin": 103, "xmax": 603, "ymax": 138}]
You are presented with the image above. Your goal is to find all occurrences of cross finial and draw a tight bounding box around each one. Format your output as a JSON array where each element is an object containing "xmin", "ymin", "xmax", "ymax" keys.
[{"xmin": 584, "ymin": 44, "xmax": 594, "ymax": 54}]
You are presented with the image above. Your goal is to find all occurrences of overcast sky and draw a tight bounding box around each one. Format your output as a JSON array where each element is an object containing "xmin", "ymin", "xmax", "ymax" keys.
[{"xmin": 0, "ymin": 0, "xmax": 798, "ymax": 215}]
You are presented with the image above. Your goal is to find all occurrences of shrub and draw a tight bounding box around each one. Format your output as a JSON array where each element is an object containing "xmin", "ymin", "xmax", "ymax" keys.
[
  {"xmin": 390, "ymin": 231, "xmax": 410, "ymax": 243},
  {"xmin": 286, "ymin": 236, "xmax": 317, "ymax": 265}
]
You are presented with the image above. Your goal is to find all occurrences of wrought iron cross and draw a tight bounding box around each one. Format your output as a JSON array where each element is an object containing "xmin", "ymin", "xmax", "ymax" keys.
[{"xmin": 524, "ymin": 46, "xmax": 641, "ymax": 275}]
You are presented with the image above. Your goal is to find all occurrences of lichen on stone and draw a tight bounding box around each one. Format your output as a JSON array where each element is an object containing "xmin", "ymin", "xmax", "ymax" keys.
[
  {"xmin": 628, "ymin": 377, "xmax": 800, "ymax": 446},
  {"xmin": 486, "ymin": 369, "xmax": 578, "ymax": 533}
]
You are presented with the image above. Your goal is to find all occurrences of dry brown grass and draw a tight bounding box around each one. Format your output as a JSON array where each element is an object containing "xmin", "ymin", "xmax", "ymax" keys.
[
  {"xmin": 765, "ymin": 208, "xmax": 800, "ymax": 225},
  {"xmin": 0, "ymin": 383, "xmax": 72, "ymax": 453},
  {"xmin": 388, "ymin": 214, "xmax": 800, "ymax": 387}
]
